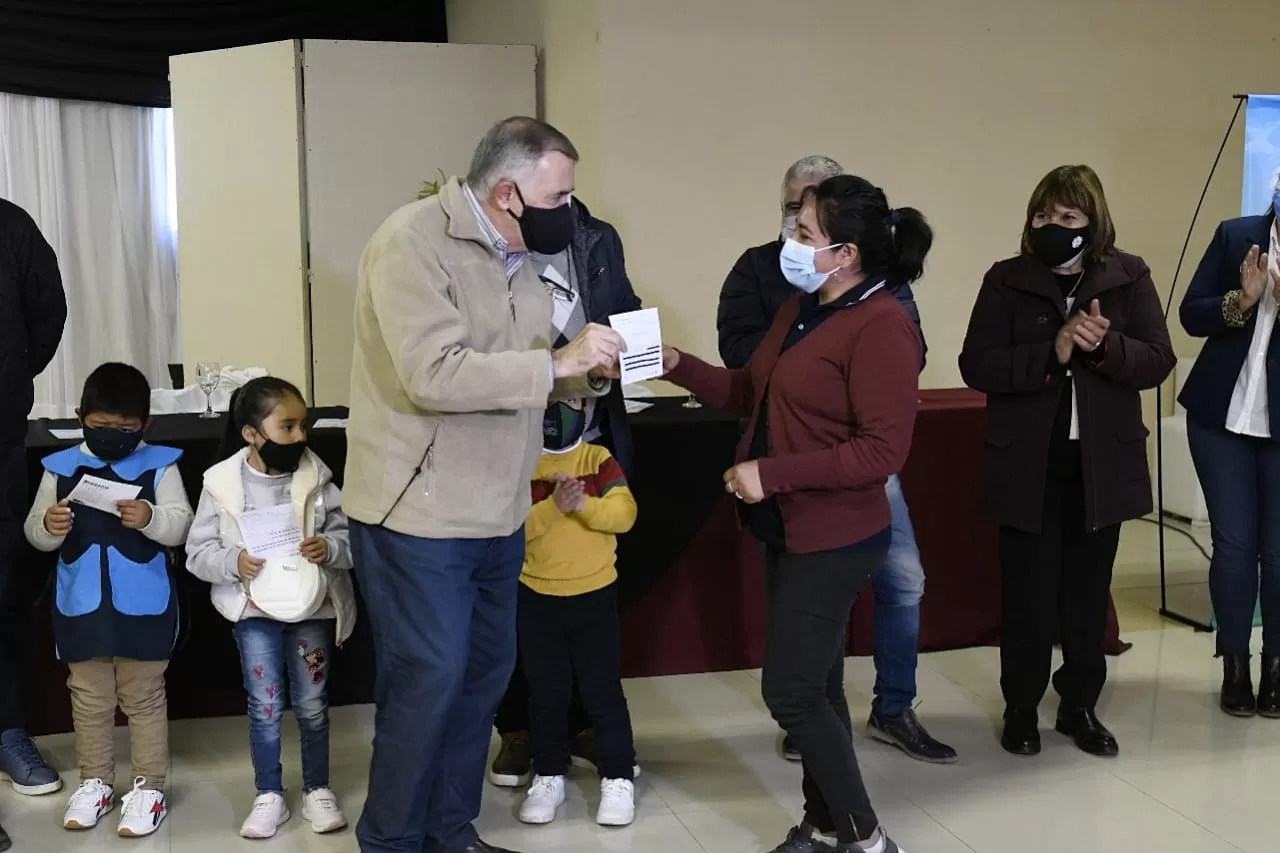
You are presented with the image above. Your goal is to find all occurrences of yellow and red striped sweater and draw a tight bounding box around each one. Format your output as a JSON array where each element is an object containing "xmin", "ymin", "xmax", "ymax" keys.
[{"xmin": 522, "ymin": 441, "xmax": 637, "ymax": 596}]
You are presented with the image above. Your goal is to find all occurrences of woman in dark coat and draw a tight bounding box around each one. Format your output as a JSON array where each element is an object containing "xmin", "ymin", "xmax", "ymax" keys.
[
  {"xmin": 959, "ymin": 164, "xmax": 1175, "ymax": 758},
  {"xmin": 1177, "ymin": 176, "xmax": 1280, "ymax": 718}
]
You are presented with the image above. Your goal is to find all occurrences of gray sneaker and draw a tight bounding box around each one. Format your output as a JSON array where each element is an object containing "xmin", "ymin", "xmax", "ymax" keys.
[{"xmin": 0, "ymin": 729, "xmax": 62, "ymax": 795}]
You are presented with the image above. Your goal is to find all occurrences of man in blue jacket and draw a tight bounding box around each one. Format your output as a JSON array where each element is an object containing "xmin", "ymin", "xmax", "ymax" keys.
[
  {"xmin": 716, "ymin": 157, "xmax": 956, "ymax": 766},
  {"xmin": 489, "ymin": 199, "xmax": 642, "ymax": 787}
]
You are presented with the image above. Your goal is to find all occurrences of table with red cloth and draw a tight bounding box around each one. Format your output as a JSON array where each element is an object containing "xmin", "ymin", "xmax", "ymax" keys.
[{"xmin": 18, "ymin": 390, "xmax": 1124, "ymax": 736}]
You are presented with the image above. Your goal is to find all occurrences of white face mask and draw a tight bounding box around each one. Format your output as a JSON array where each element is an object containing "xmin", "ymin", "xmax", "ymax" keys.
[
  {"xmin": 779, "ymin": 238, "xmax": 843, "ymax": 293},
  {"xmin": 780, "ymin": 214, "xmax": 798, "ymax": 241}
]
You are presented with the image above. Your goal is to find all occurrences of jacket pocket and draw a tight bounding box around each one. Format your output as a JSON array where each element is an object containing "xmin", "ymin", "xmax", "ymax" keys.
[
  {"xmin": 56, "ymin": 545, "xmax": 103, "ymax": 617},
  {"xmin": 107, "ymin": 548, "xmax": 172, "ymax": 616}
]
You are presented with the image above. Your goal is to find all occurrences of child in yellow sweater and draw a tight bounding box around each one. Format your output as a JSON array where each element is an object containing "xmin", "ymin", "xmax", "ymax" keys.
[{"xmin": 518, "ymin": 399, "xmax": 638, "ymax": 828}]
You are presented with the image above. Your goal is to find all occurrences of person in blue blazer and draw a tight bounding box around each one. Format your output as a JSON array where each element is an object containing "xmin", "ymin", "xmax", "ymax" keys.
[{"xmin": 1179, "ymin": 175, "xmax": 1280, "ymax": 719}]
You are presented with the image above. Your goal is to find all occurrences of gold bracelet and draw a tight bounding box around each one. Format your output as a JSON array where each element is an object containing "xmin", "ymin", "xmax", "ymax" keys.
[{"xmin": 1223, "ymin": 290, "xmax": 1254, "ymax": 328}]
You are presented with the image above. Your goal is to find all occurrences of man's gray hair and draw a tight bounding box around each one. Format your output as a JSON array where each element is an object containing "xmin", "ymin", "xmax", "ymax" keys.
[
  {"xmin": 782, "ymin": 155, "xmax": 844, "ymax": 193},
  {"xmin": 466, "ymin": 116, "xmax": 580, "ymax": 196}
]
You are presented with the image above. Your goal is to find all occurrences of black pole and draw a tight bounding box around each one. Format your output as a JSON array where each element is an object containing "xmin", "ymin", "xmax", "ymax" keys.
[{"xmin": 1155, "ymin": 95, "xmax": 1246, "ymax": 632}]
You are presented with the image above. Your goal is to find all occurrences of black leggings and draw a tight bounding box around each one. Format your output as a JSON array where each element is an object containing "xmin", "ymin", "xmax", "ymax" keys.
[{"xmin": 761, "ymin": 538, "xmax": 886, "ymax": 844}]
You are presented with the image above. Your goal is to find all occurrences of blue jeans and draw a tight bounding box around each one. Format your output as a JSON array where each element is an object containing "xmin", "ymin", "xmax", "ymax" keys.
[
  {"xmin": 1187, "ymin": 417, "xmax": 1280, "ymax": 657},
  {"xmin": 232, "ymin": 617, "xmax": 334, "ymax": 794},
  {"xmin": 351, "ymin": 522, "xmax": 524, "ymax": 853},
  {"xmin": 871, "ymin": 475, "xmax": 925, "ymax": 717}
]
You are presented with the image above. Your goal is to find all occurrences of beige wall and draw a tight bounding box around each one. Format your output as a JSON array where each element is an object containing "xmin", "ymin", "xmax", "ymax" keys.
[
  {"xmin": 170, "ymin": 41, "xmax": 311, "ymax": 394},
  {"xmin": 303, "ymin": 41, "xmax": 537, "ymax": 404},
  {"xmin": 451, "ymin": 0, "xmax": 1280, "ymax": 394}
]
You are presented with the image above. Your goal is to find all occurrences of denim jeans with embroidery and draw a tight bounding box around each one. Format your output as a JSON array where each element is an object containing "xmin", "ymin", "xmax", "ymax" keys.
[{"xmin": 232, "ymin": 617, "xmax": 335, "ymax": 794}]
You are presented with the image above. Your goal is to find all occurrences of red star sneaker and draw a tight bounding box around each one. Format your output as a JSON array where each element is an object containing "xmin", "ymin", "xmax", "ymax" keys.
[
  {"xmin": 63, "ymin": 778, "xmax": 114, "ymax": 830},
  {"xmin": 116, "ymin": 777, "xmax": 166, "ymax": 838}
]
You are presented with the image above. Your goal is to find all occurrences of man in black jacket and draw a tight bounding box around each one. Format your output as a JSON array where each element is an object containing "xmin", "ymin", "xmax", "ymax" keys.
[
  {"xmin": 0, "ymin": 198, "xmax": 66, "ymax": 813},
  {"xmin": 488, "ymin": 199, "xmax": 642, "ymax": 788},
  {"xmin": 715, "ymin": 158, "xmax": 955, "ymax": 767}
]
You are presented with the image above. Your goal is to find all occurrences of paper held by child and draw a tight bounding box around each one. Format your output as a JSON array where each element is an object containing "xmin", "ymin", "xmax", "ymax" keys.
[
  {"xmin": 238, "ymin": 504, "xmax": 304, "ymax": 559},
  {"xmin": 65, "ymin": 475, "xmax": 142, "ymax": 516},
  {"xmin": 608, "ymin": 308, "xmax": 664, "ymax": 384}
]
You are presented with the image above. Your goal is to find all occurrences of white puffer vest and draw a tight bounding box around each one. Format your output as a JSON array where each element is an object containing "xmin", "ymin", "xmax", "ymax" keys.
[{"xmin": 201, "ymin": 449, "xmax": 356, "ymax": 644}]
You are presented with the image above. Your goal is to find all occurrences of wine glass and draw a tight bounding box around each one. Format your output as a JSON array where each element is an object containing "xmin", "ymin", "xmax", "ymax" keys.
[
  {"xmin": 196, "ymin": 361, "xmax": 221, "ymax": 419},
  {"xmin": 682, "ymin": 393, "xmax": 702, "ymax": 409}
]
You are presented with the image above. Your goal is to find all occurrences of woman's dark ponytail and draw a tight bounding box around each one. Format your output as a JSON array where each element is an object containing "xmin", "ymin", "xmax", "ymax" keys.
[
  {"xmin": 811, "ymin": 175, "xmax": 933, "ymax": 288},
  {"xmin": 888, "ymin": 206, "xmax": 932, "ymax": 286}
]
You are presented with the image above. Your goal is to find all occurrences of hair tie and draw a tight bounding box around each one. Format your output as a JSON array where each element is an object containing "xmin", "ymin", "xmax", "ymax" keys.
[{"xmin": 889, "ymin": 209, "xmax": 901, "ymax": 227}]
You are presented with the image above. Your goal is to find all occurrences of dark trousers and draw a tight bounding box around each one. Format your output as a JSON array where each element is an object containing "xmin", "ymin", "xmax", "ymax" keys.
[
  {"xmin": 495, "ymin": 650, "xmax": 591, "ymax": 739},
  {"xmin": 761, "ymin": 540, "xmax": 886, "ymax": 845},
  {"xmin": 0, "ymin": 443, "xmax": 29, "ymax": 732},
  {"xmin": 1187, "ymin": 417, "xmax": 1280, "ymax": 657},
  {"xmin": 351, "ymin": 521, "xmax": 525, "ymax": 853},
  {"xmin": 518, "ymin": 583, "xmax": 635, "ymax": 780},
  {"xmin": 999, "ymin": 463, "xmax": 1121, "ymax": 713}
]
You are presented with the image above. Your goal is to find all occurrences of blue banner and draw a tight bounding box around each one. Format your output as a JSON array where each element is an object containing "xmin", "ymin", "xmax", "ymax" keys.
[{"xmin": 1243, "ymin": 94, "xmax": 1280, "ymax": 215}]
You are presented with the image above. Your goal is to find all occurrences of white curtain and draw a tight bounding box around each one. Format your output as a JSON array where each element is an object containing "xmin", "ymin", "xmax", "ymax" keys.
[{"xmin": 0, "ymin": 92, "xmax": 179, "ymax": 418}]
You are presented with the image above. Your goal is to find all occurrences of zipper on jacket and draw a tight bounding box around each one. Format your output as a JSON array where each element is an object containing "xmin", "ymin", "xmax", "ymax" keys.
[
  {"xmin": 507, "ymin": 282, "xmax": 516, "ymax": 322},
  {"xmin": 423, "ymin": 444, "xmax": 435, "ymax": 496}
]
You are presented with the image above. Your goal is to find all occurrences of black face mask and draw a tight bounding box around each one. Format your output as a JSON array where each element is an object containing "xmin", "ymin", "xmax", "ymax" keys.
[
  {"xmin": 542, "ymin": 402, "xmax": 586, "ymax": 451},
  {"xmin": 1029, "ymin": 223, "xmax": 1091, "ymax": 268},
  {"xmin": 84, "ymin": 426, "xmax": 144, "ymax": 462},
  {"xmin": 258, "ymin": 439, "xmax": 307, "ymax": 474},
  {"xmin": 510, "ymin": 185, "xmax": 575, "ymax": 255}
]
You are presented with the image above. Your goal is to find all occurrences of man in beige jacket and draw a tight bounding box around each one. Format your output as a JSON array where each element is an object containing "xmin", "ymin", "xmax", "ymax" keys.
[{"xmin": 345, "ymin": 117, "xmax": 623, "ymax": 853}]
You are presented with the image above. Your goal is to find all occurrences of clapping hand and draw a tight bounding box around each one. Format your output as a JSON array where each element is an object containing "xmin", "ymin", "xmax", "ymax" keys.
[
  {"xmin": 1071, "ymin": 299, "xmax": 1110, "ymax": 355},
  {"xmin": 552, "ymin": 473, "xmax": 587, "ymax": 513},
  {"xmin": 1241, "ymin": 244, "xmax": 1270, "ymax": 310}
]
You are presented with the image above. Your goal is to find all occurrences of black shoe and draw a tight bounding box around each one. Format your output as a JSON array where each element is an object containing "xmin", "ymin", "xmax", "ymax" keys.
[
  {"xmin": 570, "ymin": 727, "xmax": 597, "ymax": 766},
  {"xmin": 780, "ymin": 732, "xmax": 801, "ymax": 762},
  {"xmin": 488, "ymin": 731, "xmax": 531, "ymax": 788},
  {"xmin": 1259, "ymin": 655, "xmax": 1280, "ymax": 719},
  {"xmin": 1054, "ymin": 707, "xmax": 1118, "ymax": 757},
  {"xmin": 868, "ymin": 706, "xmax": 958, "ymax": 764},
  {"xmin": 1221, "ymin": 654, "xmax": 1257, "ymax": 717},
  {"xmin": 453, "ymin": 841, "xmax": 521, "ymax": 853},
  {"xmin": 0, "ymin": 820, "xmax": 10, "ymax": 853},
  {"xmin": 1000, "ymin": 708, "xmax": 1040, "ymax": 756},
  {"xmin": 767, "ymin": 824, "xmax": 838, "ymax": 852}
]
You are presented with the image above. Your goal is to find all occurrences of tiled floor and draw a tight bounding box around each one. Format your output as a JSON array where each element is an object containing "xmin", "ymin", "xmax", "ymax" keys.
[{"xmin": 3, "ymin": 521, "xmax": 1270, "ymax": 853}]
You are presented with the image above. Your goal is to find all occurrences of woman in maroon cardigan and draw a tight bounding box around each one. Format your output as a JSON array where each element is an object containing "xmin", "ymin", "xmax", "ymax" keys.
[
  {"xmin": 959, "ymin": 165, "xmax": 1174, "ymax": 759},
  {"xmin": 659, "ymin": 176, "xmax": 929, "ymax": 853}
]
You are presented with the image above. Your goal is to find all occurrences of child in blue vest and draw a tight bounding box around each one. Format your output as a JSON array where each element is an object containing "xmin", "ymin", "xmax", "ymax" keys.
[
  {"xmin": 24, "ymin": 363, "xmax": 193, "ymax": 838},
  {"xmin": 185, "ymin": 376, "xmax": 355, "ymax": 840}
]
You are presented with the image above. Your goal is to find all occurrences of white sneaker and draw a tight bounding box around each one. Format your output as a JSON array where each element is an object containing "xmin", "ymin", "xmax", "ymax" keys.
[
  {"xmin": 63, "ymin": 778, "xmax": 114, "ymax": 830},
  {"xmin": 518, "ymin": 775, "xmax": 566, "ymax": 825},
  {"xmin": 301, "ymin": 787, "xmax": 347, "ymax": 834},
  {"xmin": 596, "ymin": 777, "xmax": 635, "ymax": 826},
  {"xmin": 240, "ymin": 792, "xmax": 290, "ymax": 839},
  {"xmin": 117, "ymin": 777, "xmax": 166, "ymax": 838}
]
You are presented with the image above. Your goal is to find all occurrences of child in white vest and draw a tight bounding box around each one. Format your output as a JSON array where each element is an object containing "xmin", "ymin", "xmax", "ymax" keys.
[{"xmin": 184, "ymin": 377, "xmax": 355, "ymax": 840}]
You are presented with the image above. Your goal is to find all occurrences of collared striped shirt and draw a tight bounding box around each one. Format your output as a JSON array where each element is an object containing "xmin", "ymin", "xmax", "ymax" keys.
[{"xmin": 462, "ymin": 182, "xmax": 528, "ymax": 279}]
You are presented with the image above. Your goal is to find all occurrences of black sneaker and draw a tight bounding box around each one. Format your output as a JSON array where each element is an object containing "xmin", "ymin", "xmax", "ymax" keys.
[
  {"xmin": 768, "ymin": 824, "xmax": 837, "ymax": 852},
  {"xmin": 488, "ymin": 731, "xmax": 531, "ymax": 788},
  {"xmin": 453, "ymin": 841, "xmax": 522, "ymax": 853},
  {"xmin": 867, "ymin": 707, "xmax": 958, "ymax": 764},
  {"xmin": 780, "ymin": 732, "xmax": 801, "ymax": 762}
]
